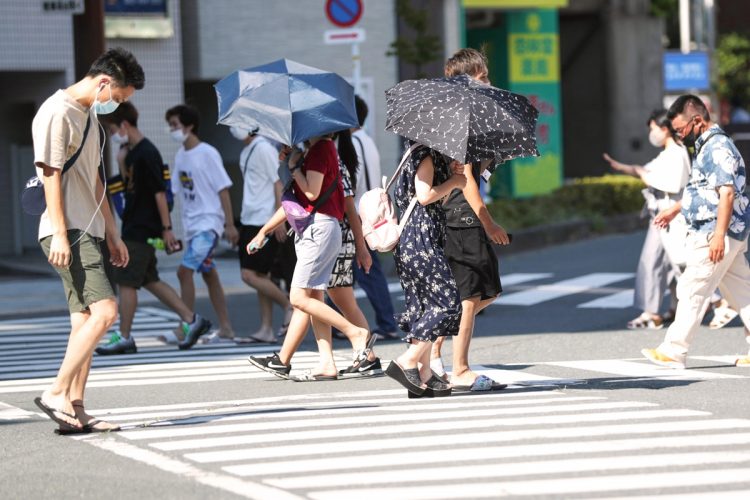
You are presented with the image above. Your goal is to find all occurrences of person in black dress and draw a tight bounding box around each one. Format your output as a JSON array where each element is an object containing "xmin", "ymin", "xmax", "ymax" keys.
[{"xmin": 385, "ymin": 143, "xmax": 465, "ymax": 397}]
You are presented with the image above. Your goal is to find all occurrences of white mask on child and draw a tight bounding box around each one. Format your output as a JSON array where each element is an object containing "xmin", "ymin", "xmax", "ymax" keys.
[
  {"xmin": 649, "ymin": 128, "xmax": 668, "ymax": 148},
  {"xmin": 170, "ymin": 128, "xmax": 188, "ymax": 143},
  {"xmin": 110, "ymin": 132, "xmax": 128, "ymax": 145},
  {"xmin": 230, "ymin": 126, "xmax": 249, "ymax": 141}
]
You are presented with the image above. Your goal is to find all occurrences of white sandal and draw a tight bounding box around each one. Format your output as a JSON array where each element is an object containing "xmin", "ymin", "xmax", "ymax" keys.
[
  {"xmin": 627, "ymin": 312, "xmax": 664, "ymax": 330},
  {"xmin": 709, "ymin": 300, "xmax": 738, "ymax": 329}
]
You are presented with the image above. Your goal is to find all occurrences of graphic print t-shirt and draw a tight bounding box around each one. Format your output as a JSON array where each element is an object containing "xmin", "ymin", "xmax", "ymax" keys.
[{"xmin": 172, "ymin": 142, "xmax": 233, "ymax": 240}]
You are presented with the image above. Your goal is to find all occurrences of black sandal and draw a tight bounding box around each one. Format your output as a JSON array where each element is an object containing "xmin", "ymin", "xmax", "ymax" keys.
[{"xmin": 385, "ymin": 361, "xmax": 425, "ymax": 395}]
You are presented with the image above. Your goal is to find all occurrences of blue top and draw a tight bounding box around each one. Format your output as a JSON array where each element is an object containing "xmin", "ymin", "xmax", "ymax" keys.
[{"xmin": 681, "ymin": 125, "xmax": 749, "ymax": 241}]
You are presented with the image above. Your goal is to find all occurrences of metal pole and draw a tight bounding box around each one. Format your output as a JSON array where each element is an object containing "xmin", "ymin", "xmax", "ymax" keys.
[
  {"xmin": 679, "ymin": 0, "xmax": 691, "ymax": 54},
  {"xmin": 352, "ymin": 42, "xmax": 361, "ymax": 96}
]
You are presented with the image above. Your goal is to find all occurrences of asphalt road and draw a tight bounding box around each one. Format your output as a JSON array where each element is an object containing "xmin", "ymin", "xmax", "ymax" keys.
[{"xmin": 1, "ymin": 230, "xmax": 749, "ymax": 499}]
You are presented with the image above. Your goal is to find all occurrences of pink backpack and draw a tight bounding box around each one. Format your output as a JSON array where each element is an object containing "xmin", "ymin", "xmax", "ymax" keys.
[{"xmin": 358, "ymin": 144, "xmax": 420, "ymax": 252}]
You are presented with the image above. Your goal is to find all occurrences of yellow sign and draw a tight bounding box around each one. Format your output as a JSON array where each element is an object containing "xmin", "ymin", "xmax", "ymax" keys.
[
  {"xmin": 509, "ymin": 33, "xmax": 559, "ymax": 83},
  {"xmin": 463, "ymin": 0, "xmax": 568, "ymax": 8}
]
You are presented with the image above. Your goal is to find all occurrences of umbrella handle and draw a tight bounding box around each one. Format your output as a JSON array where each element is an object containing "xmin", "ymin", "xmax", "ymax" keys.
[{"xmin": 384, "ymin": 143, "xmax": 422, "ymax": 193}]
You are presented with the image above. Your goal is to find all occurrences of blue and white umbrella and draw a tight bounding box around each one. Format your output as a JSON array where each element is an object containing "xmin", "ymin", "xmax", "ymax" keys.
[{"xmin": 215, "ymin": 59, "xmax": 358, "ymax": 146}]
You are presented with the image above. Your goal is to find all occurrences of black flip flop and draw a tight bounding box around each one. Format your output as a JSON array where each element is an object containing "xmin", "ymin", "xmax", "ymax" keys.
[
  {"xmin": 54, "ymin": 424, "xmax": 91, "ymax": 436},
  {"xmin": 34, "ymin": 397, "xmax": 83, "ymax": 430},
  {"xmin": 385, "ymin": 361, "xmax": 425, "ymax": 395}
]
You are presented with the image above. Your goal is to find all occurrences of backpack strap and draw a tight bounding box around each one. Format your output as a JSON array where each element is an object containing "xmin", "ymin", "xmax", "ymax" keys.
[
  {"xmin": 61, "ymin": 114, "xmax": 91, "ymax": 175},
  {"xmin": 384, "ymin": 143, "xmax": 422, "ymax": 192},
  {"xmin": 694, "ymin": 130, "xmax": 729, "ymax": 158},
  {"xmin": 397, "ymin": 196, "xmax": 419, "ymax": 232},
  {"xmin": 240, "ymin": 139, "xmax": 263, "ymax": 178},
  {"xmin": 352, "ymin": 134, "xmax": 372, "ymax": 191}
]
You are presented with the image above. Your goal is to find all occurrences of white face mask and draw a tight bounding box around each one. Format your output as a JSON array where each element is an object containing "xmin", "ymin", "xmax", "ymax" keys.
[
  {"xmin": 110, "ymin": 131, "xmax": 128, "ymax": 146},
  {"xmin": 170, "ymin": 128, "xmax": 188, "ymax": 143},
  {"xmin": 649, "ymin": 127, "xmax": 668, "ymax": 148},
  {"xmin": 230, "ymin": 126, "xmax": 249, "ymax": 141}
]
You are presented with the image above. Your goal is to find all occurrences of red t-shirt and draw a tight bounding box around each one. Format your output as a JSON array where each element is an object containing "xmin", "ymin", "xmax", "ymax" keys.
[{"xmin": 294, "ymin": 139, "xmax": 344, "ymax": 221}]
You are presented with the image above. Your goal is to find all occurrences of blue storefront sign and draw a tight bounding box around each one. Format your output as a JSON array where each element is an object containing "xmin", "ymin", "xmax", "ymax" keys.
[
  {"xmin": 663, "ymin": 51, "xmax": 710, "ymax": 91},
  {"xmin": 104, "ymin": 0, "xmax": 167, "ymax": 15}
]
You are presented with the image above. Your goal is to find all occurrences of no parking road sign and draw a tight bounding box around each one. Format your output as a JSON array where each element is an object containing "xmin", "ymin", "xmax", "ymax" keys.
[{"xmin": 325, "ymin": 0, "xmax": 363, "ymax": 28}]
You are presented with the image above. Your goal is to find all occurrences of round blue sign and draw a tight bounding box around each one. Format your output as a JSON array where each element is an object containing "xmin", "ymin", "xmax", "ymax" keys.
[{"xmin": 325, "ymin": 0, "xmax": 363, "ymax": 28}]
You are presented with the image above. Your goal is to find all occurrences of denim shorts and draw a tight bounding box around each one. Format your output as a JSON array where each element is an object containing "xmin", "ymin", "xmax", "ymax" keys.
[{"xmin": 181, "ymin": 230, "xmax": 219, "ymax": 273}]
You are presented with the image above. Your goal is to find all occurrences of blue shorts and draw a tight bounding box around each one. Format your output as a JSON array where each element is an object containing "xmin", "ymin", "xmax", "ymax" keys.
[{"xmin": 181, "ymin": 230, "xmax": 219, "ymax": 273}]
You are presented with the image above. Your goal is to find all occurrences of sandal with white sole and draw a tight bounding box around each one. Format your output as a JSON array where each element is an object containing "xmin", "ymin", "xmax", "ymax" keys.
[
  {"xmin": 709, "ymin": 300, "xmax": 738, "ymax": 329},
  {"xmin": 627, "ymin": 312, "xmax": 664, "ymax": 330}
]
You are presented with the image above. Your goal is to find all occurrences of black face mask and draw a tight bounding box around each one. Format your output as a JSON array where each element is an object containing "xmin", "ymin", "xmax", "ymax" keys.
[{"xmin": 682, "ymin": 123, "xmax": 698, "ymax": 153}]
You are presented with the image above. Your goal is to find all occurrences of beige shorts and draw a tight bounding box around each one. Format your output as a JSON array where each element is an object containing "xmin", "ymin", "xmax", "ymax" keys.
[{"xmin": 40, "ymin": 230, "xmax": 115, "ymax": 313}]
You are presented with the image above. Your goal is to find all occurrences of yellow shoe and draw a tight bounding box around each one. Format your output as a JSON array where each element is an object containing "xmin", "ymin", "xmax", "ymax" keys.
[
  {"xmin": 641, "ymin": 348, "xmax": 686, "ymax": 369},
  {"xmin": 736, "ymin": 356, "xmax": 750, "ymax": 367}
]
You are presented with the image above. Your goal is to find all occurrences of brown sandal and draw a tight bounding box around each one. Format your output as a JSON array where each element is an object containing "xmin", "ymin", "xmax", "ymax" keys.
[{"xmin": 72, "ymin": 402, "xmax": 121, "ymax": 433}]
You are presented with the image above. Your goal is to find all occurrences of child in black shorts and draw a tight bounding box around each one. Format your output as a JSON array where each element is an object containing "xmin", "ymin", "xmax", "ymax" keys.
[{"xmin": 432, "ymin": 48, "xmax": 511, "ymax": 391}]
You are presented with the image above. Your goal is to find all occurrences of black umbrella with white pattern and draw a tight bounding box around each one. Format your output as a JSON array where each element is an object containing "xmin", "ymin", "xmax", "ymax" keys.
[{"xmin": 385, "ymin": 74, "xmax": 539, "ymax": 164}]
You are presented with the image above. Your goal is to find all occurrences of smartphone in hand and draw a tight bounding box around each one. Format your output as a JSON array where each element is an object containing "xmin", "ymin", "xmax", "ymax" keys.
[{"xmin": 247, "ymin": 236, "xmax": 270, "ymax": 253}]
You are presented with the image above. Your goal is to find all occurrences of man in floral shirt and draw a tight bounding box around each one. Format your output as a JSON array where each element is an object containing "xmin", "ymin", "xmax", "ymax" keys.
[{"xmin": 643, "ymin": 94, "xmax": 750, "ymax": 368}]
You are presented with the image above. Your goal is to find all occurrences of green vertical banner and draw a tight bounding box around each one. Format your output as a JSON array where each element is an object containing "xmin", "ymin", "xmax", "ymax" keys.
[{"xmin": 502, "ymin": 9, "xmax": 563, "ymax": 197}]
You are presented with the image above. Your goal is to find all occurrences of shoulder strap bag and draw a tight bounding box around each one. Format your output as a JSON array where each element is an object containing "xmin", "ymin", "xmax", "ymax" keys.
[{"xmin": 21, "ymin": 114, "xmax": 92, "ymax": 216}]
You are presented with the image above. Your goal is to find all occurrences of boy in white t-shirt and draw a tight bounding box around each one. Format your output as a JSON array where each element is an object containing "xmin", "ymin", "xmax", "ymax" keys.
[
  {"xmin": 165, "ymin": 105, "xmax": 240, "ymax": 347},
  {"xmin": 230, "ymin": 126, "xmax": 291, "ymax": 343}
]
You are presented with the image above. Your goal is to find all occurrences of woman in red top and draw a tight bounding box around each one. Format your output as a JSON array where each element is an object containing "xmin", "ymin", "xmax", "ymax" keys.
[{"xmin": 247, "ymin": 134, "xmax": 373, "ymax": 379}]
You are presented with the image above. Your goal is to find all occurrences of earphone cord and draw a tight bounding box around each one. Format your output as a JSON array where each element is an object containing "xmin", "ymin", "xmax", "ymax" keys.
[{"xmin": 69, "ymin": 114, "xmax": 108, "ymax": 248}]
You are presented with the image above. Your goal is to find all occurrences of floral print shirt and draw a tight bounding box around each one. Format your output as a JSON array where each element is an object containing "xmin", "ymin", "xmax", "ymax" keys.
[{"xmin": 681, "ymin": 125, "xmax": 749, "ymax": 241}]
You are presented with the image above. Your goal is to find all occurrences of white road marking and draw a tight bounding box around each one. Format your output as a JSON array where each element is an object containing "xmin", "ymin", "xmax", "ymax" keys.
[
  {"xmin": 306, "ymin": 469, "xmax": 750, "ymax": 500},
  {"xmin": 80, "ymin": 437, "xmax": 303, "ymax": 500},
  {"xmin": 578, "ymin": 289, "xmax": 634, "ymax": 309},
  {"xmin": 153, "ymin": 418, "xmax": 750, "ymax": 453},
  {"xmin": 496, "ymin": 272, "xmax": 634, "ymax": 306},
  {"xmin": 270, "ymin": 451, "xmax": 750, "ymax": 490},
  {"xmin": 224, "ymin": 433, "xmax": 750, "ymax": 477}
]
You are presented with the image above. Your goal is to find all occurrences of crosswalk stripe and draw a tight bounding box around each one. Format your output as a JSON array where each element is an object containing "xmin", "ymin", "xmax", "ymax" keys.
[
  {"xmin": 0, "ymin": 350, "xmax": 311, "ymax": 378},
  {"xmin": 152, "ymin": 418, "xmax": 750, "ymax": 452},
  {"xmin": 184, "ymin": 420, "xmax": 741, "ymax": 464},
  {"xmin": 121, "ymin": 408, "xmax": 705, "ymax": 441},
  {"xmin": 269, "ymin": 451, "xmax": 750, "ymax": 490},
  {"xmin": 86, "ymin": 389, "xmax": 554, "ymax": 418},
  {"xmin": 223, "ymin": 433, "xmax": 750, "ymax": 477},
  {"xmin": 106, "ymin": 394, "xmax": 588, "ymax": 423},
  {"xmin": 596, "ymin": 491, "xmax": 750, "ymax": 500},
  {"xmin": 81, "ymin": 437, "xmax": 304, "ymax": 500},
  {"xmin": 545, "ymin": 359, "xmax": 746, "ymax": 380},
  {"xmin": 496, "ymin": 272, "xmax": 634, "ymax": 306},
  {"xmin": 305, "ymin": 469, "xmax": 750, "ymax": 500},
  {"xmin": 578, "ymin": 289, "xmax": 634, "ymax": 309},
  {"xmin": 146, "ymin": 400, "xmax": 654, "ymax": 432},
  {"xmin": 0, "ymin": 344, "xmax": 277, "ymax": 371},
  {"xmin": 498, "ymin": 272, "xmax": 555, "ymax": 286},
  {"xmin": 0, "ymin": 401, "xmax": 36, "ymax": 420}
]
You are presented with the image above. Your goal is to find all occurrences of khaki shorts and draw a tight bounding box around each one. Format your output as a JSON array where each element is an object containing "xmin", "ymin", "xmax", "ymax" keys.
[
  {"xmin": 40, "ymin": 230, "xmax": 115, "ymax": 313},
  {"xmin": 112, "ymin": 240, "xmax": 160, "ymax": 289}
]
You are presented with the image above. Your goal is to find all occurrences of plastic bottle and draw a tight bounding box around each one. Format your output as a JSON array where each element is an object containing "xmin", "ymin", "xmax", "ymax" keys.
[
  {"xmin": 147, "ymin": 237, "xmax": 166, "ymax": 250},
  {"xmin": 147, "ymin": 237, "xmax": 183, "ymax": 254}
]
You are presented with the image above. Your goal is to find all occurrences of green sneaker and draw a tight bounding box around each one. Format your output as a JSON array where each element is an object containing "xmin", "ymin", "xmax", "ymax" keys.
[{"xmin": 95, "ymin": 331, "xmax": 137, "ymax": 355}]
